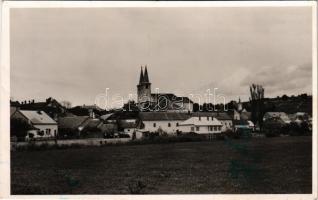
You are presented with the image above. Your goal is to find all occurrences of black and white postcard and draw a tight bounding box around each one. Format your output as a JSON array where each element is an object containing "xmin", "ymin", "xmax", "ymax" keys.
[{"xmin": 0, "ymin": 1, "xmax": 317, "ymax": 199}]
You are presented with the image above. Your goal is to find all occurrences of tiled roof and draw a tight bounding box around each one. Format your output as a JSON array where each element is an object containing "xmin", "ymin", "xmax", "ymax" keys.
[
  {"xmin": 19, "ymin": 110, "xmax": 57, "ymax": 125},
  {"xmin": 191, "ymin": 112, "xmax": 232, "ymax": 120},
  {"xmin": 107, "ymin": 112, "xmax": 139, "ymax": 120},
  {"xmin": 139, "ymin": 112, "xmax": 191, "ymax": 121},
  {"xmin": 83, "ymin": 118, "xmax": 102, "ymax": 128},
  {"xmin": 58, "ymin": 116, "xmax": 89, "ymax": 129}
]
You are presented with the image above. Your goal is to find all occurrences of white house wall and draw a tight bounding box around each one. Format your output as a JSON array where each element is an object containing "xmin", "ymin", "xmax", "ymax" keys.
[
  {"xmin": 141, "ymin": 120, "xmax": 184, "ymax": 134},
  {"xmin": 34, "ymin": 124, "xmax": 58, "ymax": 137},
  {"xmin": 219, "ymin": 120, "xmax": 233, "ymax": 132},
  {"xmin": 179, "ymin": 125, "xmax": 222, "ymax": 134}
]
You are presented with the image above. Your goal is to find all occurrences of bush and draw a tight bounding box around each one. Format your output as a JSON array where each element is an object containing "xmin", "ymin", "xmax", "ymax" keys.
[
  {"xmin": 223, "ymin": 130, "xmax": 239, "ymax": 139},
  {"xmin": 130, "ymin": 132, "xmax": 206, "ymax": 145}
]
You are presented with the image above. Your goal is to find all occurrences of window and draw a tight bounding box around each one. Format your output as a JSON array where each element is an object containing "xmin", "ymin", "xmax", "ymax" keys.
[
  {"xmin": 218, "ymin": 126, "xmax": 221, "ymax": 131},
  {"xmin": 199, "ymin": 116, "xmax": 201, "ymax": 121},
  {"xmin": 153, "ymin": 123, "xmax": 156, "ymax": 127},
  {"xmin": 214, "ymin": 126, "xmax": 217, "ymax": 131},
  {"xmin": 176, "ymin": 123, "xmax": 179, "ymax": 127},
  {"xmin": 207, "ymin": 117, "xmax": 209, "ymax": 120},
  {"xmin": 168, "ymin": 123, "xmax": 171, "ymax": 127},
  {"xmin": 191, "ymin": 127, "xmax": 194, "ymax": 132},
  {"xmin": 196, "ymin": 126, "xmax": 200, "ymax": 131},
  {"xmin": 225, "ymin": 122, "xmax": 227, "ymax": 126}
]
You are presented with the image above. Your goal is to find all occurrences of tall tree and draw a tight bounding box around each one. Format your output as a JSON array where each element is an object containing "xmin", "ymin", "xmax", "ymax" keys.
[{"xmin": 249, "ymin": 84, "xmax": 265, "ymax": 130}]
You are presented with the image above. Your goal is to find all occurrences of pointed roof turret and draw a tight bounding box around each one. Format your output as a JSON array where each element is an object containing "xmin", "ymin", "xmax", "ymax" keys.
[
  {"xmin": 144, "ymin": 65, "xmax": 149, "ymax": 83},
  {"xmin": 139, "ymin": 66, "xmax": 144, "ymax": 84}
]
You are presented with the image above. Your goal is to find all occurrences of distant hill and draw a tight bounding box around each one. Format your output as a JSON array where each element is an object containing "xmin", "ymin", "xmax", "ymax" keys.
[{"xmin": 242, "ymin": 94, "xmax": 312, "ymax": 115}]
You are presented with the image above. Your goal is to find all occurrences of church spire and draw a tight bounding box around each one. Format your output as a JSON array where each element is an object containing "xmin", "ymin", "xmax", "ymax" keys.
[
  {"xmin": 139, "ymin": 66, "xmax": 144, "ymax": 84},
  {"xmin": 144, "ymin": 65, "xmax": 149, "ymax": 83}
]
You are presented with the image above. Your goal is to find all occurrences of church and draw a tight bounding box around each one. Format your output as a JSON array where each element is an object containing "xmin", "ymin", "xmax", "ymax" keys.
[{"xmin": 137, "ymin": 66, "xmax": 193, "ymax": 112}]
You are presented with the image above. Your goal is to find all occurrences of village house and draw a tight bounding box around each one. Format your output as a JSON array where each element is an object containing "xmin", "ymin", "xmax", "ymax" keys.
[
  {"xmin": 11, "ymin": 109, "xmax": 58, "ymax": 139},
  {"xmin": 263, "ymin": 112, "xmax": 291, "ymax": 124},
  {"xmin": 17, "ymin": 97, "xmax": 67, "ymax": 121},
  {"xmin": 138, "ymin": 112, "xmax": 190, "ymax": 134},
  {"xmin": 58, "ymin": 115, "xmax": 118, "ymax": 139},
  {"xmin": 68, "ymin": 104, "xmax": 106, "ymax": 118},
  {"xmin": 178, "ymin": 115, "xmax": 223, "ymax": 135},
  {"xmin": 191, "ymin": 112, "xmax": 233, "ymax": 132}
]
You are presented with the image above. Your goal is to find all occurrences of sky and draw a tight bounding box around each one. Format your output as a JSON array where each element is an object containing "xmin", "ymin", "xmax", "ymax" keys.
[{"xmin": 10, "ymin": 7, "xmax": 313, "ymax": 108}]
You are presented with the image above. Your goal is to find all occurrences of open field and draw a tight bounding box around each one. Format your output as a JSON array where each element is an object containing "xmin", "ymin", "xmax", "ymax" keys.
[{"xmin": 11, "ymin": 136, "xmax": 312, "ymax": 194}]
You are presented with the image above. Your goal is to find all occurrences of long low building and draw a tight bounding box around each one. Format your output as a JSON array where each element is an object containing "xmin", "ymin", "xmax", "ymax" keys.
[
  {"xmin": 138, "ymin": 112, "xmax": 226, "ymax": 135},
  {"xmin": 138, "ymin": 112, "xmax": 190, "ymax": 134}
]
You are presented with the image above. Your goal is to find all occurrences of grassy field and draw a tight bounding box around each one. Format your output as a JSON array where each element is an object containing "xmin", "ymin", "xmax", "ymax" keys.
[{"xmin": 11, "ymin": 136, "xmax": 312, "ymax": 194}]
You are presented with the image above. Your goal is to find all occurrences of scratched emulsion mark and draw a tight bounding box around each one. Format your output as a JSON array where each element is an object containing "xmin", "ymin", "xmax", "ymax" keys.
[{"xmin": 225, "ymin": 135, "xmax": 264, "ymax": 192}]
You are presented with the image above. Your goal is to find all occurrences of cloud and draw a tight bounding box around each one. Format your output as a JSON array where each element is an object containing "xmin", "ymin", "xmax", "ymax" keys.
[{"xmin": 240, "ymin": 63, "xmax": 312, "ymax": 96}]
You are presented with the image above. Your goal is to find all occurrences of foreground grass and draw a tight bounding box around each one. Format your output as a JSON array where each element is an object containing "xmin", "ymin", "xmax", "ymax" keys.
[{"xmin": 11, "ymin": 136, "xmax": 312, "ymax": 194}]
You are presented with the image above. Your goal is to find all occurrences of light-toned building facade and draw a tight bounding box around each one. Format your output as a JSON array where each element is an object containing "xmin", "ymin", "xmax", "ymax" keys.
[
  {"xmin": 11, "ymin": 109, "xmax": 58, "ymax": 138},
  {"xmin": 139, "ymin": 112, "xmax": 190, "ymax": 134},
  {"xmin": 192, "ymin": 112, "xmax": 233, "ymax": 132},
  {"xmin": 179, "ymin": 116, "xmax": 223, "ymax": 134}
]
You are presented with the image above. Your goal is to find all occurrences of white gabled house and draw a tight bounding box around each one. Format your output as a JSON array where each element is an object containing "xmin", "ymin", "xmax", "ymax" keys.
[
  {"xmin": 178, "ymin": 116, "xmax": 223, "ymax": 135},
  {"xmin": 11, "ymin": 109, "xmax": 58, "ymax": 139}
]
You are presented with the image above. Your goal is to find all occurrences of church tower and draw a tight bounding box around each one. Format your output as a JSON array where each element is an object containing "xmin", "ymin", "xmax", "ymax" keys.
[{"xmin": 137, "ymin": 65, "xmax": 152, "ymax": 104}]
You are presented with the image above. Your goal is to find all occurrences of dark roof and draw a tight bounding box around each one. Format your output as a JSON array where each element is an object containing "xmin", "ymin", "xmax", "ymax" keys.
[
  {"xmin": 191, "ymin": 112, "xmax": 232, "ymax": 120},
  {"xmin": 58, "ymin": 116, "xmax": 89, "ymax": 129},
  {"xmin": 138, "ymin": 66, "xmax": 150, "ymax": 84},
  {"xmin": 107, "ymin": 112, "xmax": 139, "ymax": 120},
  {"xmin": 83, "ymin": 118, "xmax": 102, "ymax": 129},
  {"xmin": 118, "ymin": 121, "xmax": 139, "ymax": 129},
  {"xmin": 20, "ymin": 102, "xmax": 47, "ymax": 110},
  {"xmin": 151, "ymin": 93, "xmax": 194, "ymax": 104},
  {"xmin": 10, "ymin": 101, "xmax": 20, "ymax": 107},
  {"xmin": 233, "ymin": 119, "xmax": 249, "ymax": 126},
  {"xmin": 177, "ymin": 96, "xmax": 194, "ymax": 104},
  {"xmin": 151, "ymin": 93, "xmax": 178, "ymax": 100},
  {"xmin": 139, "ymin": 112, "xmax": 191, "ymax": 121},
  {"xmin": 81, "ymin": 105, "xmax": 104, "ymax": 111}
]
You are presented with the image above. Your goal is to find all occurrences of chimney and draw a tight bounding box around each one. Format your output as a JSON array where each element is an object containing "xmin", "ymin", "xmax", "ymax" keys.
[{"xmin": 32, "ymin": 99, "xmax": 35, "ymax": 104}]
